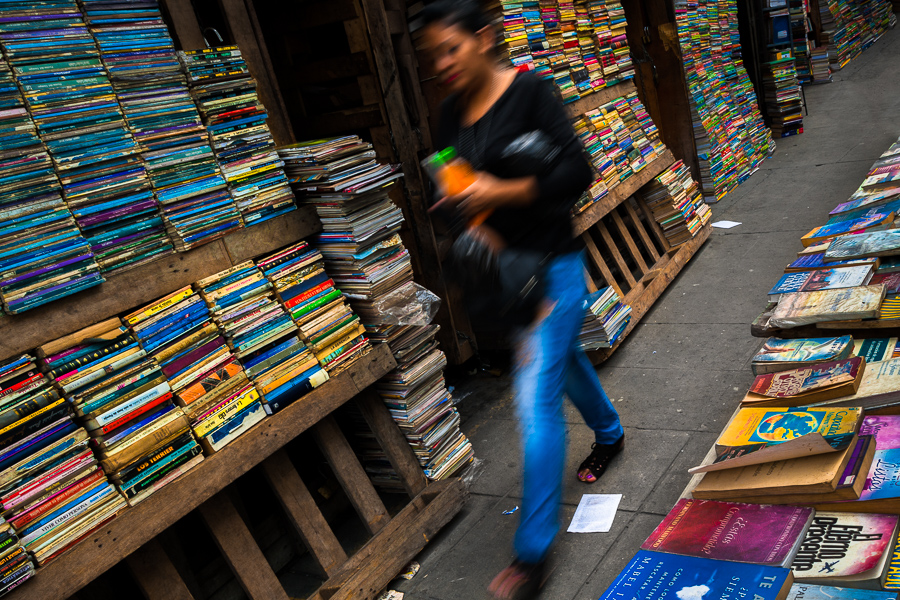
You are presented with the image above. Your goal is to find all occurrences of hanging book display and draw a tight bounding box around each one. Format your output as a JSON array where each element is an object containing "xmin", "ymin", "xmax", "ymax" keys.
[{"xmin": 179, "ymin": 46, "xmax": 296, "ymax": 228}]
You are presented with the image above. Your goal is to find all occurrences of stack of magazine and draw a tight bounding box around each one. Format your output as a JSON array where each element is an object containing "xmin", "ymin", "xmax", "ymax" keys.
[{"xmin": 578, "ymin": 286, "xmax": 631, "ymax": 350}]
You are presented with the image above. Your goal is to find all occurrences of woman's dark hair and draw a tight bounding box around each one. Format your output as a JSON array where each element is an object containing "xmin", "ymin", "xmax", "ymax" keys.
[{"xmin": 418, "ymin": 0, "xmax": 491, "ymax": 35}]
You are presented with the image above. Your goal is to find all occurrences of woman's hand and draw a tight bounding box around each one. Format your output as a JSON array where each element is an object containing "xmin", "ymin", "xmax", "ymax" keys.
[{"xmin": 430, "ymin": 172, "xmax": 538, "ymax": 218}]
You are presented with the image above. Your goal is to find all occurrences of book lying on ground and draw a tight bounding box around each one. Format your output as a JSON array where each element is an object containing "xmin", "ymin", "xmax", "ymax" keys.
[
  {"xmin": 692, "ymin": 407, "xmax": 862, "ymax": 473},
  {"xmin": 600, "ymin": 551, "xmax": 794, "ymax": 600},
  {"xmin": 769, "ymin": 286, "xmax": 885, "ymax": 329},
  {"xmin": 825, "ymin": 230, "xmax": 900, "ymax": 261},
  {"xmin": 810, "ymin": 358, "xmax": 900, "ymax": 410},
  {"xmin": 742, "ymin": 357, "xmax": 866, "ymax": 407},
  {"xmin": 768, "ymin": 267, "xmax": 874, "ymax": 301},
  {"xmin": 791, "ymin": 512, "xmax": 899, "ymax": 590},
  {"xmin": 813, "ymin": 446, "xmax": 900, "ymax": 514},
  {"xmin": 641, "ymin": 499, "xmax": 814, "ymax": 567},
  {"xmin": 692, "ymin": 434, "xmax": 866, "ymax": 501},
  {"xmin": 800, "ymin": 213, "xmax": 895, "ymax": 247},
  {"xmin": 752, "ymin": 336, "xmax": 854, "ymax": 375},
  {"xmin": 786, "ymin": 253, "xmax": 879, "ymax": 273},
  {"xmin": 886, "ymin": 530, "xmax": 900, "ymax": 590}
]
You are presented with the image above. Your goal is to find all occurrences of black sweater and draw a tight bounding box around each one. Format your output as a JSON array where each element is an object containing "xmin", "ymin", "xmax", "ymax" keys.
[{"xmin": 435, "ymin": 72, "xmax": 593, "ymax": 255}]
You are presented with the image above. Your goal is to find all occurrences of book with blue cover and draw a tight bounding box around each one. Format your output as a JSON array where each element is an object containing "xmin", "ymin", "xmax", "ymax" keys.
[
  {"xmin": 768, "ymin": 266, "xmax": 874, "ymax": 301},
  {"xmin": 600, "ymin": 550, "xmax": 794, "ymax": 600}
]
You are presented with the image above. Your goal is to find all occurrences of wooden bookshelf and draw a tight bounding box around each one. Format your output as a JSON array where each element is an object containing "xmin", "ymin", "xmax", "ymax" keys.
[
  {"xmin": 573, "ymin": 149, "xmax": 676, "ymax": 236},
  {"xmin": 563, "ymin": 80, "xmax": 639, "ymax": 119},
  {"xmin": 6, "ymin": 344, "xmax": 403, "ymax": 600},
  {"xmin": 0, "ymin": 206, "xmax": 321, "ymax": 359},
  {"xmin": 589, "ymin": 221, "xmax": 712, "ymax": 364}
]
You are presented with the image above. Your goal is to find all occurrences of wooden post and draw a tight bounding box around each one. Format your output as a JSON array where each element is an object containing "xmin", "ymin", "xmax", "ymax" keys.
[
  {"xmin": 261, "ymin": 450, "xmax": 349, "ymax": 577},
  {"xmin": 199, "ymin": 492, "xmax": 291, "ymax": 600},
  {"xmin": 160, "ymin": 0, "xmax": 206, "ymax": 50},
  {"xmin": 125, "ymin": 539, "xmax": 196, "ymax": 600}
]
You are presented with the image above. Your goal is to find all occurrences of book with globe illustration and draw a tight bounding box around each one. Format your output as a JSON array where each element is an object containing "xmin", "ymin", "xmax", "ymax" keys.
[
  {"xmin": 689, "ymin": 407, "xmax": 863, "ymax": 474},
  {"xmin": 599, "ymin": 551, "xmax": 794, "ymax": 600}
]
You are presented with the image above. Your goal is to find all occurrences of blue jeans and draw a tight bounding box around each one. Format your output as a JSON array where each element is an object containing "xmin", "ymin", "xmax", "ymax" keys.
[{"xmin": 511, "ymin": 251, "xmax": 624, "ymax": 564}]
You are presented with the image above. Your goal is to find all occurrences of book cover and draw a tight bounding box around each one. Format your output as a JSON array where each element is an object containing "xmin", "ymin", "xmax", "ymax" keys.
[
  {"xmin": 768, "ymin": 267, "xmax": 874, "ymax": 301},
  {"xmin": 853, "ymin": 338, "xmax": 900, "ymax": 363},
  {"xmin": 748, "ymin": 357, "xmax": 865, "ymax": 400},
  {"xmin": 813, "ymin": 358, "xmax": 900, "ymax": 410},
  {"xmin": 770, "ymin": 286, "xmax": 885, "ymax": 329},
  {"xmin": 600, "ymin": 550, "xmax": 793, "ymax": 600},
  {"xmin": 859, "ymin": 416, "xmax": 900, "ymax": 450},
  {"xmin": 753, "ymin": 337, "xmax": 854, "ymax": 374},
  {"xmin": 885, "ymin": 530, "xmax": 900, "ymax": 590},
  {"xmin": 801, "ymin": 213, "xmax": 894, "ymax": 247},
  {"xmin": 857, "ymin": 448, "xmax": 900, "ymax": 502},
  {"xmin": 826, "ymin": 230, "xmax": 900, "ymax": 261},
  {"xmin": 641, "ymin": 499, "xmax": 813, "ymax": 567},
  {"xmin": 791, "ymin": 512, "xmax": 898, "ymax": 587},
  {"xmin": 718, "ymin": 407, "xmax": 861, "ymax": 449}
]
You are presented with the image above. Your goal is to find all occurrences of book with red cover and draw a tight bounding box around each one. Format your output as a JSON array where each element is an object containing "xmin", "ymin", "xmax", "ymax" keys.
[
  {"xmin": 745, "ymin": 356, "xmax": 866, "ymax": 406},
  {"xmin": 641, "ymin": 498, "xmax": 815, "ymax": 567}
]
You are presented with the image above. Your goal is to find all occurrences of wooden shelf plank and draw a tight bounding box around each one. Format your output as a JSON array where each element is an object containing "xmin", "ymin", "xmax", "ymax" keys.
[
  {"xmin": 572, "ymin": 150, "xmax": 676, "ymax": 237},
  {"xmin": 563, "ymin": 80, "xmax": 638, "ymax": 119},
  {"xmin": 589, "ymin": 221, "xmax": 712, "ymax": 364},
  {"xmin": 6, "ymin": 344, "xmax": 396, "ymax": 600},
  {"xmin": 0, "ymin": 206, "xmax": 321, "ymax": 360}
]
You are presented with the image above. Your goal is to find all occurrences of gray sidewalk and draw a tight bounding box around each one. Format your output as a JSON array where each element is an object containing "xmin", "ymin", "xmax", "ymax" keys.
[{"xmin": 393, "ymin": 26, "xmax": 900, "ymax": 600}]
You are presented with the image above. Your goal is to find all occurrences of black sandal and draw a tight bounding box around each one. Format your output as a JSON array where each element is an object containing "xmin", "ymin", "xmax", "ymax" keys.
[
  {"xmin": 488, "ymin": 559, "xmax": 549, "ymax": 600},
  {"xmin": 577, "ymin": 434, "xmax": 624, "ymax": 483}
]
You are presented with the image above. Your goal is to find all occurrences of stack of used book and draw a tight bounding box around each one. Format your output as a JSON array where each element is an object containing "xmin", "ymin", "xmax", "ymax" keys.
[
  {"xmin": 374, "ymin": 326, "xmax": 474, "ymax": 481},
  {"xmin": 38, "ymin": 319, "xmax": 200, "ymax": 507},
  {"xmin": 571, "ymin": 91, "xmax": 668, "ymax": 211},
  {"xmin": 810, "ymin": 45, "xmax": 833, "ymax": 83},
  {"xmin": 0, "ymin": 51, "xmax": 104, "ymax": 314},
  {"xmin": 0, "ymin": 0, "xmax": 172, "ymax": 275},
  {"xmin": 83, "ymin": 0, "xmax": 242, "ymax": 252},
  {"xmin": 674, "ymin": 0, "xmax": 773, "ymax": 202},
  {"xmin": 179, "ymin": 46, "xmax": 296, "ymax": 227},
  {"xmin": 278, "ymin": 136, "xmax": 409, "ymax": 333},
  {"xmin": 257, "ymin": 240, "xmax": 369, "ymax": 375},
  {"xmin": 578, "ymin": 286, "xmax": 631, "ymax": 350},
  {"xmin": 0, "ymin": 352, "xmax": 107, "ymax": 574},
  {"xmin": 194, "ymin": 262, "xmax": 291, "ymax": 422},
  {"xmin": 642, "ymin": 160, "xmax": 712, "ymax": 246},
  {"xmin": 124, "ymin": 287, "xmax": 251, "ymax": 456},
  {"xmin": 762, "ymin": 55, "xmax": 804, "ymax": 138}
]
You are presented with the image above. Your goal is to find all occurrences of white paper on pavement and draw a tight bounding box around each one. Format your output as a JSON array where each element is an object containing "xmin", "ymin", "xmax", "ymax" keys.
[
  {"xmin": 711, "ymin": 220, "xmax": 742, "ymax": 229},
  {"xmin": 567, "ymin": 494, "xmax": 622, "ymax": 533}
]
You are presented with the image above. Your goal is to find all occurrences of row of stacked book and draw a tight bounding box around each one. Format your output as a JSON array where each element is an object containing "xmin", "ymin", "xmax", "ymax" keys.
[
  {"xmin": 0, "ymin": 0, "xmax": 298, "ymax": 316},
  {"xmin": 0, "ymin": 229, "xmax": 381, "ymax": 589},
  {"xmin": 674, "ymin": 0, "xmax": 774, "ymax": 202},
  {"xmin": 762, "ymin": 52, "xmax": 804, "ymax": 138},
  {"xmin": 600, "ymin": 136, "xmax": 900, "ymax": 595},
  {"xmin": 278, "ymin": 136, "xmax": 475, "ymax": 483},
  {"xmin": 496, "ymin": 0, "xmax": 634, "ymax": 103},
  {"xmin": 817, "ymin": 0, "xmax": 894, "ymax": 71},
  {"xmin": 570, "ymin": 90, "xmax": 669, "ymax": 211},
  {"xmin": 642, "ymin": 159, "xmax": 712, "ymax": 246}
]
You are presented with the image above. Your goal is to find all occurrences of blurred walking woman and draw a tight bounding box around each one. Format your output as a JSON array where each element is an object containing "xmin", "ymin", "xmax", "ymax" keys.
[{"xmin": 421, "ymin": 2, "xmax": 625, "ymax": 598}]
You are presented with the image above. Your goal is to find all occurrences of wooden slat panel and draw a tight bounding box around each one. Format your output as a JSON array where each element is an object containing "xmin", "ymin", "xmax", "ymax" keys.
[
  {"xmin": 589, "ymin": 222, "xmax": 711, "ymax": 364},
  {"xmin": 160, "ymin": 0, "xmax": 206, "ymax": 49},
  {"xmin": 596, "ymin": 221, "xmax": 636, "ymax": 287},
  {"xmin": 125, "ymin": 539, "xmax": 196, "ymax": 600},
  {"xmin": 622, "ymin": 200, "xmax": 661, "ymax": 262},
  {"xmin": 0, "ymin": 210, "xmax": 321, "ymax": 359},
  {"xmin": 199, "ymin": 493, "xmax": 291, "ymax": 600},
  {"xmin": 635, "ymin": 193, "xmax": 672, "ymax": 252},
  {"xmin": 355, "ymin": 392, "xmax": 427, "ymax": 498},
  {"xmin": 310, "ymin": 479, "xmax": 468, "ymax": 600},
  {"xmin": 313, "ymin": 416, "xmax": 389, "ymax": 535},
  {"xmin": 217, "ymin": 0, "xmax": 295, "ymax": 145},
  {"xmin": 611, "ymin": 208, "xmax": 649, "ymax": 274},
  {"xmin": 581, "ymin": 233, "xmax": 622, "ymax": 297},
  {"xmin": 572, "ymin": 150, "xmax": 675, "ymax": 236},
  {"xmin": 261, "ymin": 450, "xmax": 348, "ymax": 577},
  {"xmin": 5, "ymin": 345, "xmax": 395, "ymax": 600}
]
